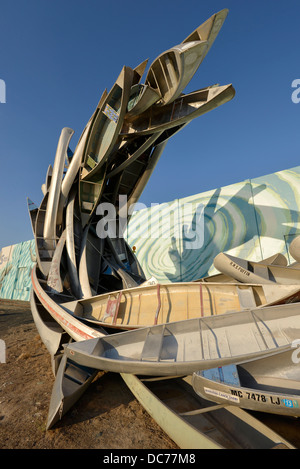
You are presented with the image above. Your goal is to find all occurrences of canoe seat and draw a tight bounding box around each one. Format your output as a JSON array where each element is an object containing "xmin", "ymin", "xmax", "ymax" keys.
[{"xmin": 141, "ymin": 327, "xmax": 165, "ymax": 362}]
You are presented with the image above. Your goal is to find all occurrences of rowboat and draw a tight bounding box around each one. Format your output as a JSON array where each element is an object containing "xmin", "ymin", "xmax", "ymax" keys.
[
  {"xmin": 145, "ymin": 9, "xmax": 229, "ymax": 105},
  {"xmin": 46, "ymin": 352, "xmax": 98, "ymax": 430},
  {"xmin": 192, "ymin": 348, "xmax": 300, "ymax": 417},
  {"xmin": 121, "ymin": 374, "xmax": 295, "ymax": 449},
  {"xmin": 64, "ymin": 303, "xmax": 300, "ymax": 376},
  {"xmin": 121, "ymin": 84, "xmax": 235, "ymax": 137},
  {"xmin": 214, "ymin": 252, "xmax": 300, "ymax": 284},
  {"xmin": 61, "ymin": 281, "xmax": 300, "ymax": 330}
]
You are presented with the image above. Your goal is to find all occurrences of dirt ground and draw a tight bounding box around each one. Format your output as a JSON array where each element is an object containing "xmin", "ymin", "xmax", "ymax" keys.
[
  {"xmin": 1, "ymin": 299, "xmax": 300, "ymax": 451},
  {"xmin": 0, "ymin": 299, "xmax": 178, "ymax": 450}
]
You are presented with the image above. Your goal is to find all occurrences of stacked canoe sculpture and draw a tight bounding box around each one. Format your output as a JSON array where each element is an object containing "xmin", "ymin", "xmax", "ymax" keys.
[{"xmin": 28, "ymin": 10, "xmax": 300, "ymax": 449}]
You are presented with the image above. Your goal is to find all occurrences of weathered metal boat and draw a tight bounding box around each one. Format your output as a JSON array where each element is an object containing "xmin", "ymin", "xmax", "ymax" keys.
[
  {"xmin": 121, "ymin": 374, "xmax": 295, "ymax": 449},
  {"xmin": 145, "ymin": 9, "xmax": 229, "ymax": 105},
  {"xmin": 214, "ymin": 252, "xmax": 300, "ymax": 284},
  {"xmin": 46, "ymin": 353, "xmax": 98, "ymax": 430},
  {"xmin": 121, "ymin": 84, "xmax": 235, "ymax": 137},
  {"xmin": 64, "ymin": 303, "xmax": 300, "ymax": 376},
  {"xmin": 192, "ymin": 348, "xmax": 300, "ymax": 417}
]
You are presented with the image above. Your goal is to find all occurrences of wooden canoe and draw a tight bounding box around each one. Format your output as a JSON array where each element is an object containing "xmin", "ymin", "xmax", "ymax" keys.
[
  {"xmin": 192, "ymin": 348, "xmax": 300, "ymax": 417},
  {"xmin": 61, "ymin": 281, "xmax": 300, "ymax": 330},
  {"xmin": 64, "ymin": 303, "xmax": 300, "ymax": 376},
  {"xmin": 122, "ymin": 374, "xmax": 294, "ymax": 449},
  {"xmin": 214, "ymin": 252, "xmax": 300, "ymax": 285}
]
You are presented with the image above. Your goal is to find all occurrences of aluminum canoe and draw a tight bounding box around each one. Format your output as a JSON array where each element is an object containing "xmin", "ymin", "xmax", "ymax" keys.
[
  {"xmin": 214, "ymin": 252, "xmax": 300, "ymax": 285},
  {"xmin": 64, "ymin": 303, "xmax": 300, "ymax": 376},
  {"xmin": 30, "ymin": 289, "xmax": 70, "ymax": 375},
  {"xmin": 121, "ymin": 374, "xmax": 294, "ymax": 449},
  {"xmin": 121, "ymin": 84, "xmax": 235, "ymax": 137},
  {"xmin": 81, "ymin": 66, "xmax": 134, "ymax": 181},
  {"xmin": 192, "ymin": 348, "xmax": 300, "ymax": 417},
  {"xmin": 46, "ymin": 352, "xmax": 98, "ymax": 430},
  {"xmin": 145, "ymin": 9, "xmax": 229, "ymax": 105},
  {"xmin": 31, "ymin": 264, "xmax": 106, "ymax": 342},
  {"xmin": 43, "ymin": 127, "xmax": 74, "ymax": 244}
]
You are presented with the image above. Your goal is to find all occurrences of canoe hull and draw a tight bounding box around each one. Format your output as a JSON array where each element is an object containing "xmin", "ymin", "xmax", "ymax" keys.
[
  {"xmin": 65, "ymin": 303, "xmax": 300, "ymax": 376},
  {"xmin": 193, "ymin": 351, "xmax": 300, "ymax": 417}
]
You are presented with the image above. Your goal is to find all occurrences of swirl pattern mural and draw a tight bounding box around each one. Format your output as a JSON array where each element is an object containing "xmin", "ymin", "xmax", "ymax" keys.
[
  {"xmin": 125, "ymin": 165, "xmax": 300, "ymax": 283},
  {"xmin": 1, "ymin": 165, "xmax": 300, "ymax": 299}
]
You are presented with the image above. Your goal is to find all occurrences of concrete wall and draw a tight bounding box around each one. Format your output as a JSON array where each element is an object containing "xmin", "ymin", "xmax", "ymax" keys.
[{"xmin": 1, "ymin": 165, "xmax": 300, "ymax": 300}]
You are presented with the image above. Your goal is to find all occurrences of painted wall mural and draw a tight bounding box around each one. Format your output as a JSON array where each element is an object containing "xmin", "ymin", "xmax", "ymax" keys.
[
  {"xmin": 1, "ymin": 165, "xmax": 300, "ymax": 300},
  {"xmin": 125, "ymin": 165, "xmax": 300, "ymax": 282},
  {"xmin": 0, "ymin": 239, "xmax": 36, "ymax": 301}
]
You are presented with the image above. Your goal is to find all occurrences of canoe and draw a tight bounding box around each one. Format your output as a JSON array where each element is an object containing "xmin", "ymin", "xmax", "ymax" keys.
[
  {"xmin": 81, "ymin": 66, "xmax": 134, "ymax": 181},
  {"xmin": 214, "ymin": 252, "xmax": 300, "ymax": 284},
  {"xmin": 41, "ymin": 164, "xmax": 53, "ymax": 195},
  {"xmin": 43, "ymin": 127, "xmax": 74, "ymax": 243},
  {"xmin": 145, "ymin": 41, "xmax": 209, "ymax": 106},
  {"xmin": 65, "ymin": 189, "xmax": 82, "ymax": 298},
  {"xmin": 58, "ymin": 89, "xmax": 108, "ymax": 221},
  {"xmin": 30, "ymin": 284, "xmax": 99, "ymax": 428},
  {"xmin": 192, "ymin": 348, "xmax": 300, "ymax": 417},
  {"xmin": 46, "ymin": 352, "xmax": 98, "ymax": 430},
  {"xmin": 145, "ymin": 9, "xmax": 228, "ymax": 105},
  {"xmin": 31, "ymin": 264, "xmax": 105, "ymax": 342},
  {"xmin": 289, "ymin": 235, "xmax": 300, "ymax": 262},
  {"xmin": 64, "ymin": 302, "xmax": 300, "ymax": 376},
  {"xmin": 121, "ymin": 374, "xmax": 294, "ymax": 449},
  {"xmin": 197, "ymin": 253, "xmax": 289, "ymax": 283},
  {"xmin": 61, "ymin": 281, "xmax": 300, "ymax": 330},
  {"xmin": 121, "ymin": 84, "xmax": 235, "ymax": 137},
  {"xmin": 126, "ymin": 84, "xmax": 160, "ymax": 117},
  {"xmin": 30, "ymin": 289, "xmax": 70, "ymax": 375},
  {"xmin": 34, "ymin": 192, "xmax": 57, "ymax": 277},
  {"xmin": 27, "ymin": 197, "xmax": 38, "ymax": 236}
]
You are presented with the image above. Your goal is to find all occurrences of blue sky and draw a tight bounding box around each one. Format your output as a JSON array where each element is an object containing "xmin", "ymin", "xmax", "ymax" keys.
[{"xmin": 1, "ymin": 0, "xmax": 300, "ymax": 247}]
